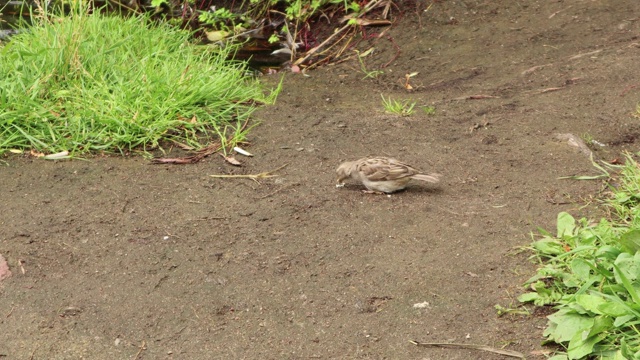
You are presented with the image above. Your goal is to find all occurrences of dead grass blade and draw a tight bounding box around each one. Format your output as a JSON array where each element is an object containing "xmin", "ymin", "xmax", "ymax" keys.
[
  {"xmin": 150, "ymin": 141, "xmax": 221, "ymax": 164},
  {"xmin": 409, "ymin": 340, "xmax": 525, "ymax": 359},
  {"xmin": 150, "ymin": 118, "xmax": 251, "ymax": 165},
  {"xmin": 294, "ymin": 0, "xmax": 392, "ymax": 67},
  {"xmin": 209, "ymin": 164, "xmax": 288, "ymax": 183}
]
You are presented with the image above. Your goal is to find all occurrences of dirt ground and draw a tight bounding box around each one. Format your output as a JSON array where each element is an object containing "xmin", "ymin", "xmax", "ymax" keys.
[{"xmin": 2, "ymin": 1, "xmax": 640, "ymax": 359}]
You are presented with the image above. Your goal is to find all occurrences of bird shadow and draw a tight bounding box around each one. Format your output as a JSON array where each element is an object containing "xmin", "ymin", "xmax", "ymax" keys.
[
  {"xmin": 335, "ymin": 184, "xmax": 444, "ymax": 195},
  {"xmin": 397, "ymin": 185, "xmax": 444, "ymax": 195}
]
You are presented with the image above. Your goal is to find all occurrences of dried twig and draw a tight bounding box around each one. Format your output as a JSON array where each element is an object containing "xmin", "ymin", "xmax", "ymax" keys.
[
  {"xmin": 150, "ymin": 141, "xmax": 221, "ymax": 164},
  {"xmin": 151, "ymin": 118, "xmax": 251, "ymax": 165},
  {"xmin": 620, "ymin": 83, "xmax": 639, "ymax": 97},
  {"xmin": 537, "ymin": 87, "xmax": 564, "ymax": 93},
  {"xmin": 294, "ymin": 23, "xmax": 353, "ymax": 66},
  {"xmin": 134, "ymin": 340, "xmax": 146, "ymax": 360},
  {"xmin": 452, "ymin": 94, "xmax": 499, "ymax": 101},
  {"xmin": 210, "ymin": 164, "xmax": 288, "ymax": 183},
  {"xmin": 521, "ymin": 63, "xmax": 553, "ymax": 76},
  {"xmin": 568, "ymin": 49, "xmax": 602, "ymax": 60},
  {"xmin": 548, "ymin": 5, "xmax": 573, "ymax": 19},
  {"xmin": 294, "ymin": 0, "xmax": 390, "ymax": 66},
  {"xmin": 409, "ymin": 340, "xmax": 525, "ymax": 359}
]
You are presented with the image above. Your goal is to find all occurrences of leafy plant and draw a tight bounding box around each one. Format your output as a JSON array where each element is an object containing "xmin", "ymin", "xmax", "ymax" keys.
[
  {"xmin": 151, "ymin": 0, "xmax": 168, "ymax": 8},
  {"xmin": 381, "ymin": 95, "xmax": 416, "ymax": 116},
  {"xmin": 521, "ymin": 153, "xmax": 640, "ymax": 359},
  {"xmin": 198, "ymin": 6, "xmax": 245, "ymax": 31},
  {"xmin": 248, "ymin": 0, "xmax": 362, "ymax": 22}
]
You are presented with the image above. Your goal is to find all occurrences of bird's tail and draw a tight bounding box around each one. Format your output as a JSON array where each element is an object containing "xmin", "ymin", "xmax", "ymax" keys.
[{"xmin": 411, "ymin": 173, "xmax": 441, "ymax": 183}]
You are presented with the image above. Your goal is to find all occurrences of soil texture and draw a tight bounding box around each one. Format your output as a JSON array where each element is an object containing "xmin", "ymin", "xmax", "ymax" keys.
[{"xmin": 2, "ymin": 1, "xmax": 640, "ymax": 359}]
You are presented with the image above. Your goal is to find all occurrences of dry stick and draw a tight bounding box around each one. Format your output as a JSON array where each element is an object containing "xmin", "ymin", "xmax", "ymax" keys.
[
  {"xmin": 568, "ymin": 49, "xmax": 602, "ymax": 60},
  {"xmin": 134, "ymin": 340, "xmax": 146, "ymax": 360},
  {"xmin": 538, "ymin": 87, "xmax": 564, "ymax": 94},
  {"xmin": 334, "ymin": 34, "xmax": 356, "ymax": 58},
  {"xmin": 620, "ymin": 83, "xmax": 639, "ymax": 97},
  {"xmin": 409, "ymin": 341, "xmax": 525, "ymax": 359},
  {"xmin": 452, "ymin": 95, "xmax": 499, "ymax": 101},
  {"xmin": 521, "ymin": 63, "xmax": 553, "ymax": 76},
  {"xmin": 305, "ymin": 30, "xmax": 355, "ymax": 71},
  {"xmin": 209, "ymin": 164, "xmax": 288, "ymax": 183},
  {"xmin": 548, "ymin": 5, "xmax": 573, "ymax": 19},
  {"xmin": 151, "ymin": 117, "xmax": 251, "ymax": 164},
  {"xmin": 294, "ymin": 23, "xmax": 352, "ymax": 66},
  {"xmin": 360, "ymin": 0, "xmax": 386, "ymax": 15},
  {"xmin": 321, "ymin": 28, "xmax": 354, "ymax": 58},
  {"xmin": 294, "ymin": 0, "xmax": 387, "ymax": 66}
]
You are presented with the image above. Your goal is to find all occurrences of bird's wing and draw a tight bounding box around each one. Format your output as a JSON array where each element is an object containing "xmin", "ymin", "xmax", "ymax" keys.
[{"xmin": 358, "ymin": 158, "xmax": 418, "ymax": 181}]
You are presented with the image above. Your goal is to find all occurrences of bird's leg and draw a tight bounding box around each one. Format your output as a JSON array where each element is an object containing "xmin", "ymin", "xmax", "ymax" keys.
[{"xmin": 362, "ymin": 190, "xmax": 387, "ymax": 195}]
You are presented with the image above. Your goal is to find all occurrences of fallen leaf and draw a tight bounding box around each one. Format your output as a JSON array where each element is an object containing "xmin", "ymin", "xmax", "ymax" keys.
[
  {"xmin": 43, "ymin": 151, "xmax": 70, "ymax": 160},
  {"xmin": 233, "ymin": 146, "xmax": 253, "ymax": 157},
  {"xmin": 223, "ymin": 155, "xmax": 242, "ymax": 166},
  {"xmin": 205, "ymin": 30, "xmax": 229, "ymax": 42}
]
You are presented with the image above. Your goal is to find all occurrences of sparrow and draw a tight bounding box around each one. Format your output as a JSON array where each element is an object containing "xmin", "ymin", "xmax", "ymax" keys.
[{"xmin": 336, "ymin": 157, "xmax": 441, "ymax": 194}]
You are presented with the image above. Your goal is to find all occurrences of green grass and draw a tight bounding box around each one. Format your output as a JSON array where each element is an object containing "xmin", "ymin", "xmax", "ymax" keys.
[
  {"xmin": 356, "ymin": 49, "xmax": 383, "ymax": 80},
  {"xmin": 0, "ymin": 8, "xmax": 277, "ymax": 156},
  {"xmin": 422, "ymin": 105, "xmax": 436, "ymax": 115},
  {"xmin": 521, "ymin": 153, "xmax": 640, "ymax": 359},
  {"xmin": 381, "ymin": 95, "xmax": 415, "ymax": 116}
]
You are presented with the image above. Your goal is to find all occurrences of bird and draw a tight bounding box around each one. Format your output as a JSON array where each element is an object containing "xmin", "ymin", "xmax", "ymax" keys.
[{"xmin": 336, "ymin": 157, "xmax": 441, "ymax": 194}]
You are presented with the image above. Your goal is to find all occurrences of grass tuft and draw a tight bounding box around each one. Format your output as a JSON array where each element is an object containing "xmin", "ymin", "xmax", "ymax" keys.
[
  {"xmin": 381, "ymin": 94, "xmax": 415, "ymax": 117},
  {"xmin": 0, "ymin": 7, "xmax": 276, "ymax": 155}
]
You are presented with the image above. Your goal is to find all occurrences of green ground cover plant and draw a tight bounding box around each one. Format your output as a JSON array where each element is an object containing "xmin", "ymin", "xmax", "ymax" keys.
[
  {"xmin": 521, "ymin": 154, "xmax": 640, "ymax": 359},
  {"xmin": 381, "ymin": 94, "xmax": 415, "ymax": 116},
  {"xmin": 0, "ymin": 7, "xmax": 277, "ymax": 156}
]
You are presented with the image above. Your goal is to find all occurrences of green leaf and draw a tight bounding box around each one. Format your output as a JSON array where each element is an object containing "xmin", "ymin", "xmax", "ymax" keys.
[
  {"xmin": 617, "ymin": 229, "xmax": 640, "ymax": 253},
  {"xmin": 575, "ymin": 294, "xmax": 607, "ymax": 315},
  {"xmin": 557, "ymin": 212, "xmax": 576, "ymax": 238},
  {"xmin": 597, "ymin": 300, "xmax": 631, "ymax": 318},
  {"xmin": 532, "ymin": 238, "xmax": 566, "ymax": 256},
  {"xmin": 548, "ymin": 355, "xmax": 569, "ymax": 360},
  {"xmin": 545, "ymin": 310, "xmax": 594, "ymax": 343},
  {"xmin": 518, "ymin": 292, "xmax": 540, "ymax": 303},
  {"xmin": 595, "ymin": 245, "xmax": 622, "ymax": 262},
  {"xmin": 568, "ymin": 332, "xmax": 605, "ymax": 360},
  {"xmin": 588, "ymin": 315, "xmax": 613, "ymax": 337},
  {"xmin": 614, "ymin": 252, "xmax": 640, "ymax": 282},
  {"xmin": 613, "ymin": 314, "xmax": 635, "ymax": 327},
  {"xmin": 613, "ymin": 263, "xmax": 640, "ymax": 304},
  {"xmin": 571, "ymin": 259, "xmax": 592, "ymax": 281},
  {"xmin": 620, "ymin": 338, "xmax": 635, "ymax": 359}
]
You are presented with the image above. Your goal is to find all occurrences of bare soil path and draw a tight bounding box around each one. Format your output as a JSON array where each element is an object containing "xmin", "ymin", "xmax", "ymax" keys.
[{"xmin": 2, "ymin": 1, "xmax": 640, "ymax": 358}]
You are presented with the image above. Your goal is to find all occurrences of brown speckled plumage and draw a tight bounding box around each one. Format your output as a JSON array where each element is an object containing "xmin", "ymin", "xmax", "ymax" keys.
[{"xmin": 336, "ymin": 157, "xmax": 441, "ymax": 193}]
